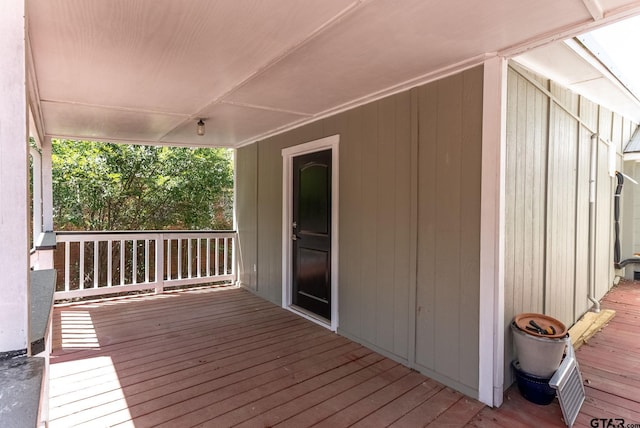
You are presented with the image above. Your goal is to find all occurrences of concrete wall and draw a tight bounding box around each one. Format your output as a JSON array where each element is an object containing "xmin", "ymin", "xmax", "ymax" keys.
[{"xmin": 236, "ymin": 66, "xmax": 484, "ymax": 398}]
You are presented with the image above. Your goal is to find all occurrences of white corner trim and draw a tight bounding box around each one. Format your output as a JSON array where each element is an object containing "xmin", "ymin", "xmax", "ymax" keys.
[
  {"xmin": 478, "ymin": 56, "xmax": 507, "ymax": 407},
  {"xmin": 281, "ymin": 134, "xmax": 340, "ymax": 332},
  {"xmin": 582, "ymin": 0, "xmax": 604, "ymax": 21}
]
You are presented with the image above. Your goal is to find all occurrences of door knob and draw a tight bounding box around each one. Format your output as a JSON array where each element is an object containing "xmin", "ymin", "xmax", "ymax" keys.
[{"xmin": 291, "ymin": 234, "xmax": 298, "ymax": 241}]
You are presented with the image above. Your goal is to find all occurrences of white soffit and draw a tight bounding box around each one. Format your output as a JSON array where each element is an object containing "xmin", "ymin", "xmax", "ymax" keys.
[
  {"xmin": 513, "ymin": 38, "xmax": 640, "ymax": 123},
  {"xmin": 27, "ymin": 0, "xmax": 640, "ymax": 148}
]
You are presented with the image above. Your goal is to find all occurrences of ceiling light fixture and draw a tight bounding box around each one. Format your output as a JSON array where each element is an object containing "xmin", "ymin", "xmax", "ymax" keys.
[{"xmin": 196, "ymin": 119, "xmax": 205, "ymax": 136}]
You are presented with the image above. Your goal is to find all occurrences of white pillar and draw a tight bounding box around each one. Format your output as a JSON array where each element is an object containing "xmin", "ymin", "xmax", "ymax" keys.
[
  {"xmin": 478, "ymin": 56, "xmax": 507, "ymax": 407},
  {"xmin": 41, "ymin": 136, "xmax": 54, "ymax": 232},
  {"xmin": 0, "ymin": 0, "xmax": 29, "ymax": 355}
]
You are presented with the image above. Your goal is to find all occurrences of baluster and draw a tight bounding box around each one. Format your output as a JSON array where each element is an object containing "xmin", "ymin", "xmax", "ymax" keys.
[
  {"xmin": 93, "ymin": 240, "xmax": 99, "ymax": 288},
  {"xmin": 145, "ymin": 238, "xmax": 149, "ymax": 283},
  {"xmin": 132, "ymin": 239, "xmax": 137, "ymax": 284},
  {"xmin": 120, "ymin": 239, "xmax": 125, "ymax": 285},
  {"xmin": 197, "ymin": 238, "xmax": 202, "ymax": 277},
  {"xmin": 107, "ymin": 240, "xmax": 113, "ymax": 287},
  {"xmin": 167, "ymin": 238, "xmax": 172, "ymax": 281},
  {"xmin": 177, "ymin": 238, "xmax": 182, "ymax": 279},
  {"xmin": 64, "ymin": 241, "xmax": 70, "ymax": 291},
  {"xmin": 224, "ymin": 237, "xmax": 228, "ymax": 275},
  {"xmin": 215, "ymin": 238, "xmax": 220, "ymax": 276},
  {"xmin": 79, "ymin": 240, "xmax": 85, "ymax": 289},
  {"xmin": 206, "ymin": 238, "xmax": 211, "ymax": 277},
  {"xmin": 187, "ymin": 238, "xmax": 192, "ymax": 278}
]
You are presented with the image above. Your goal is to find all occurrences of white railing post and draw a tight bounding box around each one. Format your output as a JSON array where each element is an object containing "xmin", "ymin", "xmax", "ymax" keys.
[{"xmin": 155, "ymin": 234, "xmax": 164, "ymax": 294}]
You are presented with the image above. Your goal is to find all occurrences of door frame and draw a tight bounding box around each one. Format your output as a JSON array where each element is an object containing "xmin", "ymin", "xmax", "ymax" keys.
[{"xmin": 282, "ymin": 134, "xmax": 339, "ymax": 331}]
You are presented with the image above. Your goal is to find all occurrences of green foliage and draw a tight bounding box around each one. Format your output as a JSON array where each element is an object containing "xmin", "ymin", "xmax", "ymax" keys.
[{"xmin": 52, "ymin": 140, "xmax": 233, "ymax": 231}]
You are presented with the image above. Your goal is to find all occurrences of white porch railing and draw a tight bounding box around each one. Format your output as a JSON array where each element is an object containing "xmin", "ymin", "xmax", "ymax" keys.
[{"xmin": 54, "ymin": 230, "xmax": 236, "ymax": 300}]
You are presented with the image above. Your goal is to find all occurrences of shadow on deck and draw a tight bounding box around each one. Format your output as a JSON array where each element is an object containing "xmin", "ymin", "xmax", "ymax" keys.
[{"xmin": 49, "ymin": 281, "xmax": 640, "ymax": 427}]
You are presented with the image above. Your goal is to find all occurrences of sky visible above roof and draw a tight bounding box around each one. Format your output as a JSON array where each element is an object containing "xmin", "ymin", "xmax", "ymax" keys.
[{"xmin": 578, "ymin": 15, "xmax": 640, "ymax": 103}]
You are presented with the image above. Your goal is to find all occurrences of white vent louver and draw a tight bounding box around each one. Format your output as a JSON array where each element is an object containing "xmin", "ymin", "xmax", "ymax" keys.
[{"xmin": 549, "ymin": 343, "xmax": 585, "ymax": 428}]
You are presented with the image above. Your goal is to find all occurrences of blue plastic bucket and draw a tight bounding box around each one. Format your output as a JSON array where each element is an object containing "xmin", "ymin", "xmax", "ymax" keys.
[{"xmin": 512, "ymin": 360, "xmax": 556, "ymax": 405}]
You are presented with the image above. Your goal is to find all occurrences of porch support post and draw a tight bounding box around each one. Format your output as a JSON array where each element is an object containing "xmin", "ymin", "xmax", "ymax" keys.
[
  {"xmin": 41, "ymin": 135, "xmax": 54, "ymax": 232},
  {"xmin": 0, "ymin": 0, "xmax": 30, "ymax": 356},
  {"xmin": 30, "ymin": 147, "xmax": 43, "ymax": 248},
  {"xmin": 478, "ymin": 55, "xmax": 507, "ymax": 407}
]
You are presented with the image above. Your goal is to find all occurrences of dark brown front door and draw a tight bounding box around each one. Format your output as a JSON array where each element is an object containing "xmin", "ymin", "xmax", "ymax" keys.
[{"xmin": 292, "ymin": 149, "xmax": 332, "ymax": 320}]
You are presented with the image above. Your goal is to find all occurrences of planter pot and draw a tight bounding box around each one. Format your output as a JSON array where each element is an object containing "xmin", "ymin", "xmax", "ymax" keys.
[
  {"xmin": 512, "ymin": 360, "xmax": 556, "ymax": 405},
  {"xmin": 511, "ymin": 321, "xmax": 569, "ymax": 377}
]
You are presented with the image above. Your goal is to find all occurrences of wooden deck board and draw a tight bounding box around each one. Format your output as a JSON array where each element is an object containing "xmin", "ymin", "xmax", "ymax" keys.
[
  {"xmin": 51, "ymin": 286, "xmax": 472, "ymax": 428},
  {"xmin": 49, "ymin": 281, "xmax": 640, "ymax": 427}
]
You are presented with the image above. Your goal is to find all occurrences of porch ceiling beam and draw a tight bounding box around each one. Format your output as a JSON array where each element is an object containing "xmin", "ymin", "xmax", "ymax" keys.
[{"xmin": 582, "ymin": 0, "xmax": 604, "ymax": 21}]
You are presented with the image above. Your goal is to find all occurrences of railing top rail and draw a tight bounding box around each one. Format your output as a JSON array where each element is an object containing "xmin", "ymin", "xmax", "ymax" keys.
[{"xmin": 56, "ymin": 230, "xmax": 236, "ymax": 236}]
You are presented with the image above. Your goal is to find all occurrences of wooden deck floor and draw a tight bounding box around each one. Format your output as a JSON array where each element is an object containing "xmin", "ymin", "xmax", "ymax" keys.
[
  {"xmin": 49, "ymin": 281, "xmax": 640, "ymax": 427},
  {"xmin": 49, "ymin": 286, "xmax": 484, "ymax": 427}
]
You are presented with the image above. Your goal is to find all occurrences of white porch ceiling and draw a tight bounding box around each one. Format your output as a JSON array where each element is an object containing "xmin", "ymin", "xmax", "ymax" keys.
[{"xmin": 27, "ymin": 0, "xmax": 640, "ymax": 148}]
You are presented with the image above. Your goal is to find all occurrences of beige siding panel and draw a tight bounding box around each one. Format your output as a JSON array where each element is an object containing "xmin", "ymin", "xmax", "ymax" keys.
[
  {"xmin": 433, "ymin": 72, "xmax": 464, "ymax": 382},
  {"xmin": 577, "ymin": 98, "xmax": 601, "ymax": 319},
  {"xmin": 358, "ymin": 102, "xmax": 380, "ymax": 346},
  {"xmin": 236, "ymin": 144, "xmax": 258, "ymax": 290},
  {"xmin": 415, "ymin": 67, "xmax": 482, "ymax": 396},
  {"xmin": 545, "ymin": 85, "xmax": 578, "ymax": 327},
  {"xmin": 612, "ymin": 114, "xmax": 623, "ymax": 154},
  {"xmin": 503, "ymin": 68, "xmax": 549, "ymax": 385},
  {"xmin": 392, "ymin": 92, "xmax": 412, "ymax": 358},
  {"xmin": 256, "ymin": 136, "xmax": 285, "ymax": 304},
  {"xmin": 459, "ymin": 68, "xmax": 482, "ymax": 388},
  {"xmin": 595, "ymin": 108, "xmax": 613, "ymax": 300},
  {"xmin": 415, "ymin": 80, "xmax": 438, "ymax": 371},
  {"xmin": 376, "ymin": 96, "xmax": 398, "ymax": 354},
  {"xmin": 574, "ymin": 100, "xmax": 594, "ymax": 320},
  {"xmin": 580, "ymin": 97, "xmax": 599, "ymax": 131}
]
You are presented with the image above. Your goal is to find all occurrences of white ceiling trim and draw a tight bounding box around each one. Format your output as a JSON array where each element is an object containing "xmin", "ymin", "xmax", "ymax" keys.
[
  {"xmin": 220, "ymin": 101, "xmax": 314, "ymax": 117},
  {"xmin": 499, "ymin": 2, "xmax": 640, "ymax": 58},
  {"xmin": 582, "ymin": 0, "xmax": 604, "ymax": 20},
  {"xmin": 565, "ymin": 38, "xmax": 640, "ymax": 104},
  {"xmin": 40, "ymin": 99, "xmax": 191, "ymax": 119}
]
